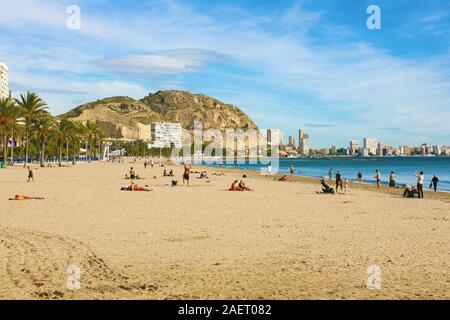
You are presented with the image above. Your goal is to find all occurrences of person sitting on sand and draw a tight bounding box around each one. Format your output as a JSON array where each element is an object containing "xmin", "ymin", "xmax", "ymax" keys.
[
  {"xmin": 229, "ymin": 180, "xmax": 240, "ymax": 191},
  {"xmin": 9, "ymin": 195, "xmax": 45, "ymax": 201},
  {"xmin": 279, "ymin": 175, "xmax": 290, "ymax": 182},
  {"xmin": 163, "ymin": 169, "xmax": 168, "ymax": 177},
  {"xmin": 403, "ymin": 184, "xmax": 418, "ymax": 198},
  {"xmin": 130, "ymin": 167, "xmax": 136, "ymax": 179},
  {"xmin": 168, "ymin": 169, "xmax": 174, "ymax": 177},
  {"xmin": 238, "ymin": 180, "xmax": 253, "ymax": 191},
  {"xmin": 198, "ymin": 171, "xmax": 209, "ymax": 179}
]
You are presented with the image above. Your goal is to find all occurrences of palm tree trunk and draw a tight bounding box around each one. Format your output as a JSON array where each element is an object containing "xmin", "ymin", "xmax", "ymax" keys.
[
  {"xmin": 24, "ymin": 127, "xmax": 29, "ymax": 168},
  {"xmin": 72, "ymin": 140, "xmax": 76, "ymax": 165},
  {"xmin": 40, "ymin": 141, "xmax": 44, "ymax": 167},
  {"xmin": 58, "ymin": 144, "xmax": 62, "ymax": 167},
  {"xmin": 2, "ymin": 132, "xmax": 7, "ymax": 166}
]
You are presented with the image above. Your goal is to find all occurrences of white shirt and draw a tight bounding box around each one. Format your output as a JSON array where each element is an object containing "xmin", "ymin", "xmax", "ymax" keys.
[
  {"xmin": 267, "ymin": 166, "xmax": 272, "ymax": 174},
  {"xmin": 416, "ymin": 173, "xmax": 424, "ymax": 184}
]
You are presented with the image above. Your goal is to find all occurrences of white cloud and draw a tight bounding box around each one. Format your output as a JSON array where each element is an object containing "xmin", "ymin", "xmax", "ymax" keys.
[{"xmin": 97, "ymin": 49, "xmax": 229, "ymax": 74}]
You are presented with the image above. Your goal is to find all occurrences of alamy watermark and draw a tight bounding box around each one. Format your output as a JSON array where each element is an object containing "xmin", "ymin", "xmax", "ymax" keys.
[
  {"xmin": 367, "ymin": 5, "xmax": 381, "ymax": 30},
  {"xmin": 367, "ymin": 265, "xmax": 381, "ymax": 290},
  {"xmin": 66, "ymin": 5, "xmax": 82, "ymax": 30},
  {"xmin": 168, "ymin": 121, "xmax": 280, "ymax": 175},
  {"xmin": 66, "ymin": 265, "xmax": 81, "ymax": 290}
]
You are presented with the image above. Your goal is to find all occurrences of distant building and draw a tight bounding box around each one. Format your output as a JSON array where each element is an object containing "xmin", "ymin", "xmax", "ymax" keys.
[
  {"xmin": 288, "ymin": 136, "xmax": 296, "ymax": 147},
  {"xmin": 298, "ymin": 129, "xmax": 310, "ymax": 156},
  {"xmin": 267, "ymin": 129, "xmax": 284, "ymax": 146},
  {"xmin": 149, "ymin": 122, "xmax": 182, "ymax": 148},
  {"xmin": 330, "ymin": 146, "xmax": 337, "ymax": 154},
  {"xmin": 0, "ymin": 60, "xmax": 9, "ymax": 99},
  {"xmin": 431, "ymin": 145, "xmax": 441, "ymax": 155},
  {"xmin": 349, "ymin": 140, "xmax": 359, "ymax": 155},
  {"xmin": 363, "ymin": 138, "xmax": 378, "ymax": 155}
]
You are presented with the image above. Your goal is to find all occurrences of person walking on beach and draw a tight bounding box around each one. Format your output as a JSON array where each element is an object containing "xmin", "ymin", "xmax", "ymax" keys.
[
  {"xmin": 151, "ymin": 160, "xmax": 154, "ymax": 169},
  {"xmin": 335, "ymin": 171, "xmax": 343, "ymax": 192},
  {"xmin": 357, "ymin": 171, "xmax": 363, "ymax": 182},
  {"xmin": 430, "ymin": 175, "xmax": 439, "ymax": 192},
  {"xmin": 328, "ymin": 169, "xmax": 333, "ymax": 180},
  {"xmin": 290, "ymin": 165, "xmax": 295, "ymax": 175},
  {"xmin": 183, "ymin": 164, "xmax": 191, "ymax": 186},
  {"xmin": 144, "ymin": 160, "xmax": 148, "ymax": 169},
  {"xmin": 374, "ymin": 170, "xmax": 381, "ymax": 189},
  {"xmin": 415, "ymin": 171, "xmax": 425, "ymax": 198},
  {"xmin": 27, "ymin": 166, "xmax": 34, "ymax": 183},
  {"xmin": 389, "ymin": 171, "xmax": 396, "ymax": 188},
  {"xmin": 267, "ymin": 165, "xmax": 272, "ymax": 178}
]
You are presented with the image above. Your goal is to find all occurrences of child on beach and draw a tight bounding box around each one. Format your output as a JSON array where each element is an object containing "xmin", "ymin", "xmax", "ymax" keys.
[
  {"xmin": 27, "ymin": 166, "xmax": 34, "ymax": 182},
  {"xmin": 344, "ymin": 178, "xmax": 349, "ymax": 193},
  {"xmin": 374, "ymin": 170, "xmax": 381, "ymax": 189}
]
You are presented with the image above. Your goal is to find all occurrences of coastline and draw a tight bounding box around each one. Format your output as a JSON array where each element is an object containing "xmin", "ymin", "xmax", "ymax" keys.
[{"xmin": 201, "ymin": 163, "xmax": 450, "ymax": 201}]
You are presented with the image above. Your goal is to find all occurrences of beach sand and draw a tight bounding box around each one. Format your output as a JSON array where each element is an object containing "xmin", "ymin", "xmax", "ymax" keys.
[{"xmin": 0, "ymin": 160, "xmax": 449, "ymax": 300}]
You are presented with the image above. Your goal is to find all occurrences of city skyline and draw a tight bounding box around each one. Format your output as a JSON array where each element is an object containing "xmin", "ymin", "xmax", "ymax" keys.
[{"xmin": 0, "ymin": 0, "xmax": 449, "ymax": 148}]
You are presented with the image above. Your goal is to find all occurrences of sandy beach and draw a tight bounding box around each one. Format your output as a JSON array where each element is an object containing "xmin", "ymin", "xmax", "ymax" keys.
[{"xmin": 0, "ymin": 160, "xmax": 449, "ymax": 300}]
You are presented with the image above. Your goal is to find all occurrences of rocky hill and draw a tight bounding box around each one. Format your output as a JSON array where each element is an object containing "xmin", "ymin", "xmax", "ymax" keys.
[{"xmin": 58, "ymin": 91, "xmax": 258, "ymax": 139}]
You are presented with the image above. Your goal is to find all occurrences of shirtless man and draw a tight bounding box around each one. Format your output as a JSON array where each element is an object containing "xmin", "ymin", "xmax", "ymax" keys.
[{"xmin": 183, "ymin": 164, "xmax": 191, "ymax": 186}]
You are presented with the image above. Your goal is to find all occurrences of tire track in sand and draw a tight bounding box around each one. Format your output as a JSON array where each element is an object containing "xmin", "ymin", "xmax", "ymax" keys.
[{"xmin": 0, "ymin": 227, "xmax": 157, "ymax": 299}]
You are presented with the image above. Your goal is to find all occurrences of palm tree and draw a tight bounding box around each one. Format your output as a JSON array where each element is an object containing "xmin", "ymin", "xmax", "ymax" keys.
[
  {"xmin": 32, "ymin": 115, "xmax": 56, "ymax": 167},
  {"xmin": 15, "ymin": 92, "xmax": 48, "ymax": 167},
  {"xmin": 54, "ymin": 119, "xmax": 76, "ymax": 167},
  {"xmin": 84, "ymin": 121, "xmax": 101, "ymax": 162},
  {"xmin": 70, "ymin": 121, "xmax": 84, "ymax": 165},
  {"xmin": 0, "ymin": 98, "xmax": 20, "ymax": 166}
]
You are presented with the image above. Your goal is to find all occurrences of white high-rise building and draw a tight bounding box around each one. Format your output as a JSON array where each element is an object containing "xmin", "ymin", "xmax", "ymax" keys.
[
  {"xmin": 349, "ymin": 140, "xmax": 359, "ymax": 154},
  {"xmin": 149, "ymin": 122, "xmax": 182, "ymax": 148},
  {"xmin": 0, "ymin": 60, "xmax": 9, "ymax": 99},
  {"xmin": 363, "ymin": 138, "xmax": 378, "ymax": 155},
  {"xmin": 267, "ymin": 129, "xmax": 283, "ymax": 146}
]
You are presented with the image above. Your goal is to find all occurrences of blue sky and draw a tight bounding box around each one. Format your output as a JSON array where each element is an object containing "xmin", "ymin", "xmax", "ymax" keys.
[{"xmin": 0, "ymin": 0, "xmax": 449, "ymax": 148}]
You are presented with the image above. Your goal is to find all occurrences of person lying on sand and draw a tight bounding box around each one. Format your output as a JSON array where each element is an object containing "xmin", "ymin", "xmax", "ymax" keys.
[
  {"xmin": 121, "ymin": 181, "xmax": 152, "ymax": 192},
  {"xmin": 238, "ymin": 180, "xmax": 253, "ymax": 191},
  {"xmin": 9, "ymin": 195, "xmax": 45, "ymax": 201},
  {"xmin": 279, "ymin": 175, "xmax": 291, "ymax": 182},
  {"xmin": 212, "ymin": 172, "xmax": 225, "ymax": 176}
]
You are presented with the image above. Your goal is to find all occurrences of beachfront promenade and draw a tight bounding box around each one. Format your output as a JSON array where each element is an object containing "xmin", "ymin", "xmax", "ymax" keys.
[{"xmin": 0, "ymin": 160, "xmax": 449, "ymax": 299}]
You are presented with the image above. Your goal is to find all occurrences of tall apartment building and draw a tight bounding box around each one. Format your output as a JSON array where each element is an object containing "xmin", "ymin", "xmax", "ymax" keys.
[
  {"xmin": 363, "ymin": 138, "xmax": 378, "ymax": 155},
  {"xmin": 298, "ymin": 129, "xmax": 310, "ymax": 156},
  {"xmin": 267, "ymin": 129, "xmax": 284, "ymax": 146},
  {"xmin": 0, "ymin": 60, "xmax": 9, "ymax": 99},
  {"xmin": 149, "ymin": 122, "xmax": 182, "ymax": 148},
  {"xmin": 288, "ymin": 136, "xmax": 296, "ymax": 147},
  {"xmin": 349, "ymin": 139, "xmax": 359, "ymax": 155}
]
